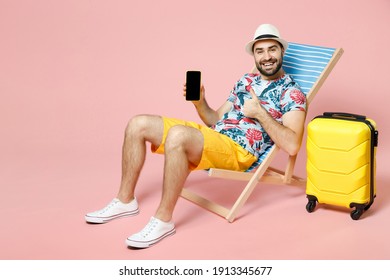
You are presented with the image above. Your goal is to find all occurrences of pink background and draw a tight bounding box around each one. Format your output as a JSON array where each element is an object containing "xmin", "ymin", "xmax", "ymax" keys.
[{"xmin": 1, "ymin": 0, "xmax": 389, "ymax": 259}]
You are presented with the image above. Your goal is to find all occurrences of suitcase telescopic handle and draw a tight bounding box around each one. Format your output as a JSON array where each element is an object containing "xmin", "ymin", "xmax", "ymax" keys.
[{"xmin": 323, "ymin": 112, "xmax": 366, "ymax": 120}]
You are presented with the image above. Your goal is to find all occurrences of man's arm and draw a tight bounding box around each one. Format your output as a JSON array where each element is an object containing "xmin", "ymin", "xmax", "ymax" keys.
[
  {"xmin": 243, "ymin": 89, "xmax": 306, "ymax": 156},
  {"xmin": 184, "ymin": 84, "xmax": 231, "ymax": 127}
]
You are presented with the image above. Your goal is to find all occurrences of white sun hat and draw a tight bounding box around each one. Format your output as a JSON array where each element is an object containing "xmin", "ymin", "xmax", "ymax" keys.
[{"xmin": 245, "ymin": 23, "xmax": 288, "ymax": 55}]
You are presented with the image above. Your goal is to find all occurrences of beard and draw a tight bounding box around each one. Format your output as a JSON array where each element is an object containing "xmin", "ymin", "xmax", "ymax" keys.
[{"xmin": 256, "ymin": 58, "xmax": 283, "ymax": 78}]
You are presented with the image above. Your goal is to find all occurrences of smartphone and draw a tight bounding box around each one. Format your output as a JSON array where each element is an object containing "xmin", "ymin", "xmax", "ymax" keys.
[{"xmin": 186, "ymin": 71, "xmax": 201, "ymax": 101}]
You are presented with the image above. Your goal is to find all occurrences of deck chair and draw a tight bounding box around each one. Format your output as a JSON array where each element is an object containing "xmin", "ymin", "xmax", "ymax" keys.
[{"xmin": 181, "ymin": 42, "xmax": 344, "ymax": 222}]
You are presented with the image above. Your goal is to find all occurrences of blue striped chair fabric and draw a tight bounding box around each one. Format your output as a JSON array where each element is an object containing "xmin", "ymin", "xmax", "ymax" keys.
[{"xmin": 283, "ymin": 42, "xmax": 336, "ymax": 96}]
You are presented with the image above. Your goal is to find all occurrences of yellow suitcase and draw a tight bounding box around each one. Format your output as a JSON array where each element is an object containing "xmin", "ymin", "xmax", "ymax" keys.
[{"xmin": 306, "ymin": 112, "xmax": 378, "ymax": 220}]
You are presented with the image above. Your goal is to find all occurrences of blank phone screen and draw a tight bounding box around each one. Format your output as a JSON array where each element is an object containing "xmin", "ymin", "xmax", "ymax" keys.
[{"xmin": 186, "ymin": 71, "xmax": 201, "ymax": 101}]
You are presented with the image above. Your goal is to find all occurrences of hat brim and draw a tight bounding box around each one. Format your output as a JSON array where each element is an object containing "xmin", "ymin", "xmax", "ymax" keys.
[{"xmin": 245, "ymin": 38, "xmax": 288, "ymax": 55}]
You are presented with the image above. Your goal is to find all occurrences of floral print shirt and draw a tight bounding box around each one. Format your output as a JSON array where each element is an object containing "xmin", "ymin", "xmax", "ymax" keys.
[{"xmin": 212, "ymin": 73, "xmax": 306, "ymax": 161}]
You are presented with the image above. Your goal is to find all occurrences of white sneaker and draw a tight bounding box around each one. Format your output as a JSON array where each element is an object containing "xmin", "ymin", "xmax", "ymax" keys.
[
  {"xmin": 85, "ymin": 198, "xmax": 139, "ymax": 223},
  {"xmin": 126, "ymin": 217, "xmax": 176, "ymax": 248}
]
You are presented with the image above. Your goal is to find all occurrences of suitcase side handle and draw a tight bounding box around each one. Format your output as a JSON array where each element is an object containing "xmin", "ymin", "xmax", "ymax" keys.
[{"xmin": 323, "ymin": 112, "xmax": 366, "ymax": 120}]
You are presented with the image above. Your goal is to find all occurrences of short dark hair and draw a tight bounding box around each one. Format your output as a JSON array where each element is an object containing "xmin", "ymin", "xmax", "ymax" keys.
[{"xmin": 252, "ymin": 40, "xmax": 284, "ymax": 53}]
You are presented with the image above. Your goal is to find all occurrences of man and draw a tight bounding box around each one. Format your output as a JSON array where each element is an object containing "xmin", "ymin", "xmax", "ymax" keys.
[{"xmin": 85, "ymin": 23, "xmax": 307, "ymax": 248}]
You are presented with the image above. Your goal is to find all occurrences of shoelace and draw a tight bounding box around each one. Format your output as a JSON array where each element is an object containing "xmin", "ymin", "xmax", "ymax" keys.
[
  {"xmin": 99, "ymin": 199, "xmax": 119, "ymax": 214},
  {"xmin": 139, "ymin": 218, "xmax": 158, "ymax": 237}
]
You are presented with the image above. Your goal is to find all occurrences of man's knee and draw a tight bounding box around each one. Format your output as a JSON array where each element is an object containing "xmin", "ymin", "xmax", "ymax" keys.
[
  {"xmin": 165, "ymin": 125, "xmax": 199, "ymax": 150},
  {"xmin": 125, "ymin": 114, "xmax": 161, "ymax": 137}
]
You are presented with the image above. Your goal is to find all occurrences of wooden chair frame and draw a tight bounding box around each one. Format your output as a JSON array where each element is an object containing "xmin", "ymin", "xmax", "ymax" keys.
[{"xmin": 181, "ymin": 43, "xmax": 344, "ymax": 222}]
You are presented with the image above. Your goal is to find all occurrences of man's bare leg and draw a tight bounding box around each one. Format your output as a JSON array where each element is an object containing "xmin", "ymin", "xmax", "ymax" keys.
[
  {"xmin": 154, "ymin": 125, "xmax": 204, "ymax": 222},
  {"xmin": 85, "ymin": 114, "xmax": 164, "ymax": 223},
  {"xmin": 126, "ymin": 125, "xmax": 204, "ymax": 247},
  {"xmin": 117, "ymin": 114, "xmax": 164, "ymax": 203}
]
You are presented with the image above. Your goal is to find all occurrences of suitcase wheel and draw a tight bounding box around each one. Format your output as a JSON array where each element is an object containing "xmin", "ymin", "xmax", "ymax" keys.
[
  {"xmin": 350, "ymin": 203, "xmax": 368, "ymax": 220},
  {"xmin": 350, "ymin": 208, "xmax": 364, "ymax": 220},
  {"xmin": 350, "ymin": 203, "xmax": 370, "ymax": 220},
  {"xmin": 306, "ymin": 195, "xmax": 317, "ymax": 213}
]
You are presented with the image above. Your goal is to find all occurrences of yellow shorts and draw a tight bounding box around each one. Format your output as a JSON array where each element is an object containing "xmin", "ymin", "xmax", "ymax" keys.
[{"xmin": 151, "ymin": 117, "xmax": 257, "ymax": 171}]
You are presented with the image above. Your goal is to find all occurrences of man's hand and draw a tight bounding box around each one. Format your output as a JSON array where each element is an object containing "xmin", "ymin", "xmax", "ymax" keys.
[
  {"xmin": 243, "ymin": 87, "xmax": 306, "ymax": 156},
  {"xmin": 242, "ymin": 88, "xmax": 267, "ymax": 120},
  {"xmin": 183, "ymin": 84, "xmax": 205, "ymax": 106}
]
